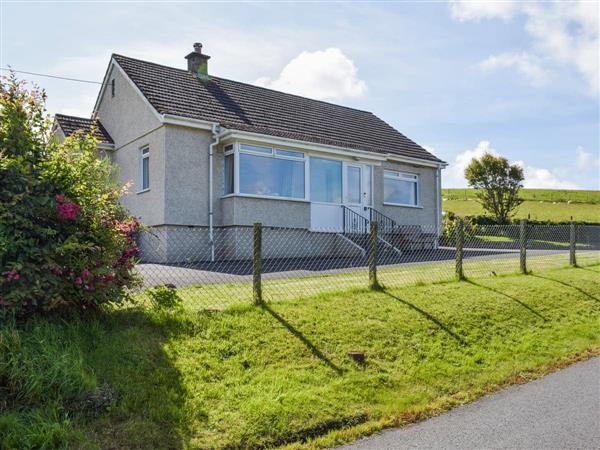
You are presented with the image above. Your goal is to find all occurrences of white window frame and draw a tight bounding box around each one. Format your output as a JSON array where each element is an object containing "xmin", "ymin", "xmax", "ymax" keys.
[
  {"xmin": 138, "ymin": 146, "xmax": 150, "ymax": 194},
  {"xmin": 223, "ymin": 142, "xmax": 309, "ymax": 201},
  {"xmin": 383, "ymin": 170, "xmax": 421, "ymax": 207}
]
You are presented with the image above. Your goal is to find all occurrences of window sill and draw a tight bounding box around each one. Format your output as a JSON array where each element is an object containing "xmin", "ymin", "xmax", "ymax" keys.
[
  {"xmin": 221, "ymin": 193, "xmax": 309, "ymax": 203},
  {"xmin": 136, "ymin": 188, "xmax": 150, "ymax": 194},
  {"xmin": 383, "ymin": 202, "xmax": 423, "ymax": 209}
]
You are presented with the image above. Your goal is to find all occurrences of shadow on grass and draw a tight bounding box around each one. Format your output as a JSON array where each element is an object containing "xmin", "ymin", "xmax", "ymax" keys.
[
  {"xmin": 77, "ymin": 308, "xmax": 190, "ymax": 449},
  {"xmin": 260, "ymin": 303, "xmax": 344, "ymax": 375},
  {"xmin": 382, "ymin": 291, "xmax": 468, "ymax": 346},
  {"xmin": 466, "ymin": 280, "xmax": 548, "ymax": 322},
  {"xmin": 530, "ymin": 273, "xmax": 599, "ymax": 303}
]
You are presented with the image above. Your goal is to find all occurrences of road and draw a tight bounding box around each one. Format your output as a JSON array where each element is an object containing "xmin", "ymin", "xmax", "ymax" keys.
[{"xmin": 341, "ymin": 357, "xmax": 600, "ymax": 449}]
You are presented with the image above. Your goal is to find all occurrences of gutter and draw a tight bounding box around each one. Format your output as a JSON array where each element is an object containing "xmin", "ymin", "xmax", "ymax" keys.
[{"xmin": 208, "ymin": 123, "xmax": 222, "ymax": 262}]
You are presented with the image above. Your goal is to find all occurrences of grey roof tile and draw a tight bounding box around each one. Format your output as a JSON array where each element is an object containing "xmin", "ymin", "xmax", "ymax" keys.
[{"xmin": 54, "ymin": 114, "xmax": 114, "ymax": 144}]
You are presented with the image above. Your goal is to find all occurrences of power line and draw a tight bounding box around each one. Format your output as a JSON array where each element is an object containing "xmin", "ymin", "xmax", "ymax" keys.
[{"xmin": 0, "ymin": 68, "xmax": 101, "ymax": 85}]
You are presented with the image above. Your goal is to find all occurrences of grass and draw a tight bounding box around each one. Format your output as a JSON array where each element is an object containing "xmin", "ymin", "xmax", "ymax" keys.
[
  {"xmin": 442, "ymin": 188, "xmax": 600, "ymax": 222},
  {"xmin": 2, "ymin": 263, "xmax": 600, "ymax": 449},
  {"xmin": 443, "ymin": 188, "xmax": 600, "ymax": 204}
]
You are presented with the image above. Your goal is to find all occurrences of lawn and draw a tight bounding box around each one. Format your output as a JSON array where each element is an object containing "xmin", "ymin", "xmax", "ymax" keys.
[
  {"xmin": 442, "ymin": 188, "xmax": 600, "ymax": 223},
  {"xmin": 2, "ymin": 264, "xmax": 600, "ymax": 449}
]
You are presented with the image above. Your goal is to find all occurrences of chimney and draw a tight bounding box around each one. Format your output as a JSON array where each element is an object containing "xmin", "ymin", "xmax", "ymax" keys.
[{"xmin": 185, "ymin": 43, "xmax": 211, "ymax": 81}]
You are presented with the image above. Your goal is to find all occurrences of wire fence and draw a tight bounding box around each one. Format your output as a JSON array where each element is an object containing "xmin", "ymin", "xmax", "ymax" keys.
[{"xmin": 133, "ymin": 222, "xmax": 600, "ymax": 310}]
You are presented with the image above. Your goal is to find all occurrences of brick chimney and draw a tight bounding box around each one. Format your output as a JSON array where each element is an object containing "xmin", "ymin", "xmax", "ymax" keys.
[{"xmin": 185, "ymin": 43, "xmax": 211, "ymax": 81}]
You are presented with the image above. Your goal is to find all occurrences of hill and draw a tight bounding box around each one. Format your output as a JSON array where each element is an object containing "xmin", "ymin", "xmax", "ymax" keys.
[{"xmin": 443, "ymin": 189, "xmax": 600, "ymax": 223}]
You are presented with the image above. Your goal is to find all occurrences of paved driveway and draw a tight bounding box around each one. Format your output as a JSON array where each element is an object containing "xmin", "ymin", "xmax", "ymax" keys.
[{"xmin": 341, "ymin": 357, "xmax": 600, "ymax": 449}]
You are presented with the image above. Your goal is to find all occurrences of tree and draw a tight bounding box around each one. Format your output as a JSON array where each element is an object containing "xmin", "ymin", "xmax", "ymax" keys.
[
  {"xmin": 464, "ymin": 153, "xmax": 524, "ymax": 224},
  {"xmin": 0, "ymin": 73, "xmax": 139, "ymax": 316}
]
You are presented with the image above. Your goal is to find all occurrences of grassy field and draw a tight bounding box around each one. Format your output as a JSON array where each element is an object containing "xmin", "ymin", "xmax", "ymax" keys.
[
  {"xmin": 2, "ymin": 264, "xmax": 599, "ymax": 449},
  {"xmin": 442, "ymin": 189, "xmax": 600, "ymax": 222}
]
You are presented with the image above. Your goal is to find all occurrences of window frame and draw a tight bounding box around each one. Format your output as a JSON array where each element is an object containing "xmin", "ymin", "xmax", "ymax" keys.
[
  {"xmin": 138, "ymin": 146, "xmax": 150, "ymax": 194},
  {"xmin": 383, "ymin": 169, "xmax": 421, "ymax": 207},
  {"xmin": 223, "ymin": 142, "xmax": 309, "ymax": 201}
]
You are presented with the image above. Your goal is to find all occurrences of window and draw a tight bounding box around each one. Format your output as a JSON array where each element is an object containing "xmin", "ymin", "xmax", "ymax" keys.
[
  {"xmin": 346, "ymin": 166, "xmax": 361, "ymax": 204},
  {"xmin": 310, "ymin": 157, "xmax": 342, "ymax": 203},
  {"xmin": 384, "ymin": 170, "xmax": 419, "ymax": 206},
  {"xmin": 111, "ymin": 79, "xmax": 115, "ymax": 98},
  {"xmin": 235, "ymin": 144, "xmax": 306, "ymax": 199},
  {"xmin": 140, "ymin": 147, "xmax": 150, "ymax": 191},
  {"xmin": 224, "ymin": 150, "xmax": 234, "ymax": 195}
]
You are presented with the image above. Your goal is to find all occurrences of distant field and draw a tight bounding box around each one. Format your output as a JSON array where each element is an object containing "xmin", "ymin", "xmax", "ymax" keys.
[
  {"xmin": 443, "ymin": 189, "xmax": 600, "ymax": 204},
  {"xmin": 443, "ymin": 189, "xmax": 600, "ymax": 223}
]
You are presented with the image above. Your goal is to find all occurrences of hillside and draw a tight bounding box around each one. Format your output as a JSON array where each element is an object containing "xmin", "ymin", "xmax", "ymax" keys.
[{"xmin": 443, "ymin": 189, "xmax": 600, "ymax": 223}]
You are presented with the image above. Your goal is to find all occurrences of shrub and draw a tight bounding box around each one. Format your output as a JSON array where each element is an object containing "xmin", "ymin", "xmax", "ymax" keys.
[
  {"xmin": 442, "ymin": 211, "xmax": 478, "ymax": 243},
  {"xmin": 146, "ymin": 285, "xmax": 183, "ymax": 311},
  {"xmin": 0, "ymin": 73, "xmax": 139, "ymax": 316}
]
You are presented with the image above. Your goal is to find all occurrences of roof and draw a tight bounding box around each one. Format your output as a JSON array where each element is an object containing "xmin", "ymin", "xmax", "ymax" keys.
[
  {"xmin": 109, "ymin": 54, "xmax": 443, "ymax": 163},
  {"xmin": 54, "ymin": 114, "xmax": 114, "ymax": 145}
]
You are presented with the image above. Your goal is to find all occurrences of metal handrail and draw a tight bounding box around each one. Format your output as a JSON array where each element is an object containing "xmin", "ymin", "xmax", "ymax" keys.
[
  {"xmin": 363, "ymin": 206, "xmax": 397, "ymax": 234},
  {"xmin": 341, "ymin": 205, "xmax": 369, "ymax": 235}
]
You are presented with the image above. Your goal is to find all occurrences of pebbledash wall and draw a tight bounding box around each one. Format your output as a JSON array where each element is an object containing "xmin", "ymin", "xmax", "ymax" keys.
[{"xmin": 94, "ymin": 61, "xmax": 440, "ymax": 263}]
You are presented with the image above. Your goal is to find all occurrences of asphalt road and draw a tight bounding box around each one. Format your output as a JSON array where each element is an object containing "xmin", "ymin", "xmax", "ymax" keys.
[{"xmin": 341, "ymin": 357, "xmax": 600, "ymax": 450}]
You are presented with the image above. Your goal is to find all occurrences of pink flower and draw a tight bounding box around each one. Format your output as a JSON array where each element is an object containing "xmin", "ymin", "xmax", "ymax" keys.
[
  {"xmin": 74, "ymin": 277, "xmax": 83, "ymax": 286},
  {"xmin": 0, "ymin": 298, "xmax": 8, "ymax": 306},
  {"xmin": 3, "ymin": 270, "xmax": 20, "ymax": 282},
  {"xmin": 57, "ymin": 202, "xmax": 80, "ymax": 220},
  {"xmin": 55, "ymin": 194, "xmax": 65, "ymax": 203},
  {"xmin": 81, "ymin": 269, "xmax": 92, "ymax": 280}
]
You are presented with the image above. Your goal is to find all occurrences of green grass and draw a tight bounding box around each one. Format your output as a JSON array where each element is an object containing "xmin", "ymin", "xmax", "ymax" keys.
[
  {"xmin": 443, "ymin": 188, "xmax": 600, "ymax": 204},
  {"xmin": 2, "ymin": 263, "xmax": 600, "ymax": 449},
  {"xmin": 442, "ymin": 188, "xmax": 600, "ymax": 223}
]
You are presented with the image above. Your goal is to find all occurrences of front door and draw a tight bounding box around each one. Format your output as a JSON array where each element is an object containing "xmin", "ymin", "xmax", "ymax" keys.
[{"xmin": 309, "ymin": 158, "xmax": 371, "ymax": 231}]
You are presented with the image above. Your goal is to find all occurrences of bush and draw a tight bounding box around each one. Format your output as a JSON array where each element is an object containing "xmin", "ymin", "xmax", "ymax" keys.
[
  {"xmin": 146, "ymin": 285, "xmax": 182, "ymax": 311},
  {"xmin": 0, "ymin": 73, "xmax": 139, "ymax": 316},
  {"xmin": 442, "ymin": 211, "xmax": 478, "ymax": 243}
]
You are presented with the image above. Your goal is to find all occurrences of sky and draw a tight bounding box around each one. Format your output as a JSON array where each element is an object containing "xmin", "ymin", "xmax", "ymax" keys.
[{"xmin": 1, "ymin": 0, "xmax": 599, "ymax": 190}]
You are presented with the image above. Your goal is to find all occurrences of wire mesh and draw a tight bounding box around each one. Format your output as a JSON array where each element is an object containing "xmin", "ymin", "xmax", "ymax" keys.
[{"xmin": 132, "ymin": 222, "xmax": 600, "ymax": 310}]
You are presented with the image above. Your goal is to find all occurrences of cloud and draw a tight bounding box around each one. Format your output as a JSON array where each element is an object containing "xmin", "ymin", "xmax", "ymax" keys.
[
  {"xmin": 444, "ymin": 140, "xmax": 581, "ymax": 189},
  {"xmin": 515, "ymin": 162, "xmax": 580, "ymax": 189},
  {"xmin": 452, "ymin": 1, "xmax": 600, "ymax": 94},
  {"xmin": 254, "ymin": 48, "xmax": 367, "ymax": 101},
  {"xmin": 450, "ymin": 0, "xmax": 517, "ymax": 22},
  {"xmin": 478, "ymin": 52, "xmax": 549, "ymax": 87},
  {"xmin": 575, "ymin": 147, "xmax": 600, "ymax": 171},
  {"xmin": 445, "ymin": 140, "xmax": 499, "ymax": 187}
]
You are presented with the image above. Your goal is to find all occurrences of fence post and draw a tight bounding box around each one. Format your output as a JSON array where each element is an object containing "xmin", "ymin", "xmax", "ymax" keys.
[
  {"xmin": 253, "ymin": 222, "xmax": 262, "ymax": 305},
  {"xmin": 520, "ymin": 219, "xmax": 527, "ymax": 274},
  {"xmin": 368, "ymin": 221, "xmax": 381, "ymax": 290},
  {"xmin": 570, "ymin": 221, "xmax": 577, "ymax": 267},
  {"xmin": 455, "ymin": 219, "xmax": 464, "ymax": 280}
]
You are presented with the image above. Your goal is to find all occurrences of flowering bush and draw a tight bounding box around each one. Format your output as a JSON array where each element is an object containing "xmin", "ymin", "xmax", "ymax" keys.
[{"xmin": 0, "ymin": 73, "xmax": 140, "ymax": 316}]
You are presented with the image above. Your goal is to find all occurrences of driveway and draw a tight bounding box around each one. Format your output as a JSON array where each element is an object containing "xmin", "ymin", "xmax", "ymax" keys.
[{"xmin": 341, "ymin": 357, "xmax": 600, "ymax": 449}]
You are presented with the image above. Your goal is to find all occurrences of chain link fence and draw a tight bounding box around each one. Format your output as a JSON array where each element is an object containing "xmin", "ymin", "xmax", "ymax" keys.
[{"xmin": 133, "ymin": 222, "xmax": 600, "ymax": 310}]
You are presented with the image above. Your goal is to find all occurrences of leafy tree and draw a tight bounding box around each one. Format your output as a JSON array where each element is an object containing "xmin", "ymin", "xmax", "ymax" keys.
[
  {"xmin": 0, "ymin": 73, "xmax": 139, "ymax": 316},
  {"xmin": 464, "ymin": 153, "xmax": 524, "ymax": 224}
]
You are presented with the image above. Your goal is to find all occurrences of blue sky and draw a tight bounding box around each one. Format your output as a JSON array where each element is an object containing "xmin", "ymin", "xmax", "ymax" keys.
[{"xmin": 1, "ymin": 1, "xmax": 598, "ymax": 189}]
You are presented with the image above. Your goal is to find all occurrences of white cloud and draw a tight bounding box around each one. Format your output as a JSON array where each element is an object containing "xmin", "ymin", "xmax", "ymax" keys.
[
  {"xmin": 575, "ymin": 147, "xmax": 600, "ymax": 171},
  {"xmin": 445, "ymin": 140, "xmax": 499, "ymax": 187},
  {"xmin": 452, "ymin": 1, "xmax": 600, "ymax": 94},
  {"xmin": 254, "ymin": 48, "xmax": 367, "ymax": 101},
  {"xmin": 444, "ymin": 140, "xmax": 581, "ymax": 189},
  {"xmin": 478, "ymin": 52, "xmax": 549, "ymax": 87},
  {"xmin": 514, "ymin": 161, "xmax": 580, "ymax": 189},
  {"xmin": 450, "ymin": 0, "xmax": 518, "ymax": 22}
]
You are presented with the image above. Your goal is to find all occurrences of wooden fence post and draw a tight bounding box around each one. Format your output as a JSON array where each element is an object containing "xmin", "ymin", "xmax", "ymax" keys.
[
  {"xmin": 520, "ymin": 219, "xmax": 527, "ymax": 274},
  {"xmin": 368, "ymin": 221, "xmax": 381, "ymax": 290},
  {"xmin": 455, "ymin": 219, "xmax": 464, "ymax": 280},
  {"xmin": 253, "ymin": 222, "xmax": 262, "ymax": 304},
  {"xmin": 570, "ymin": 221, "xmax": 577, "ymax": 267}
]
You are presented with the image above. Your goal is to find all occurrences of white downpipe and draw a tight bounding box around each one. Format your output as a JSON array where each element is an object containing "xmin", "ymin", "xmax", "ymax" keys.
[
  {"xmin": 434, "ymin": 167, "xmax": 442, "ymax": 249},
  {"xmin": 209, "ymin": 123, "xmax": 221, "ymax": 262}
]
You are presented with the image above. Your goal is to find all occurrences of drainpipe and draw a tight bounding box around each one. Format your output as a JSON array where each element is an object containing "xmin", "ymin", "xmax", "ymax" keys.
[
  {"xmin": 209, "ymin": 123, "xmax": 221, "ymax": 262},
  {"xmin": 434, "ymin": 166, "xmax": 441, "ymax": 248}
]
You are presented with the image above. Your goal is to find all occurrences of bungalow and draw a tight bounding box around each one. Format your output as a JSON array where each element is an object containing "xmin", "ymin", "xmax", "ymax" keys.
[{"xmin": 54, "ymin": 43, "xmax": 447, "ymax": 263}]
